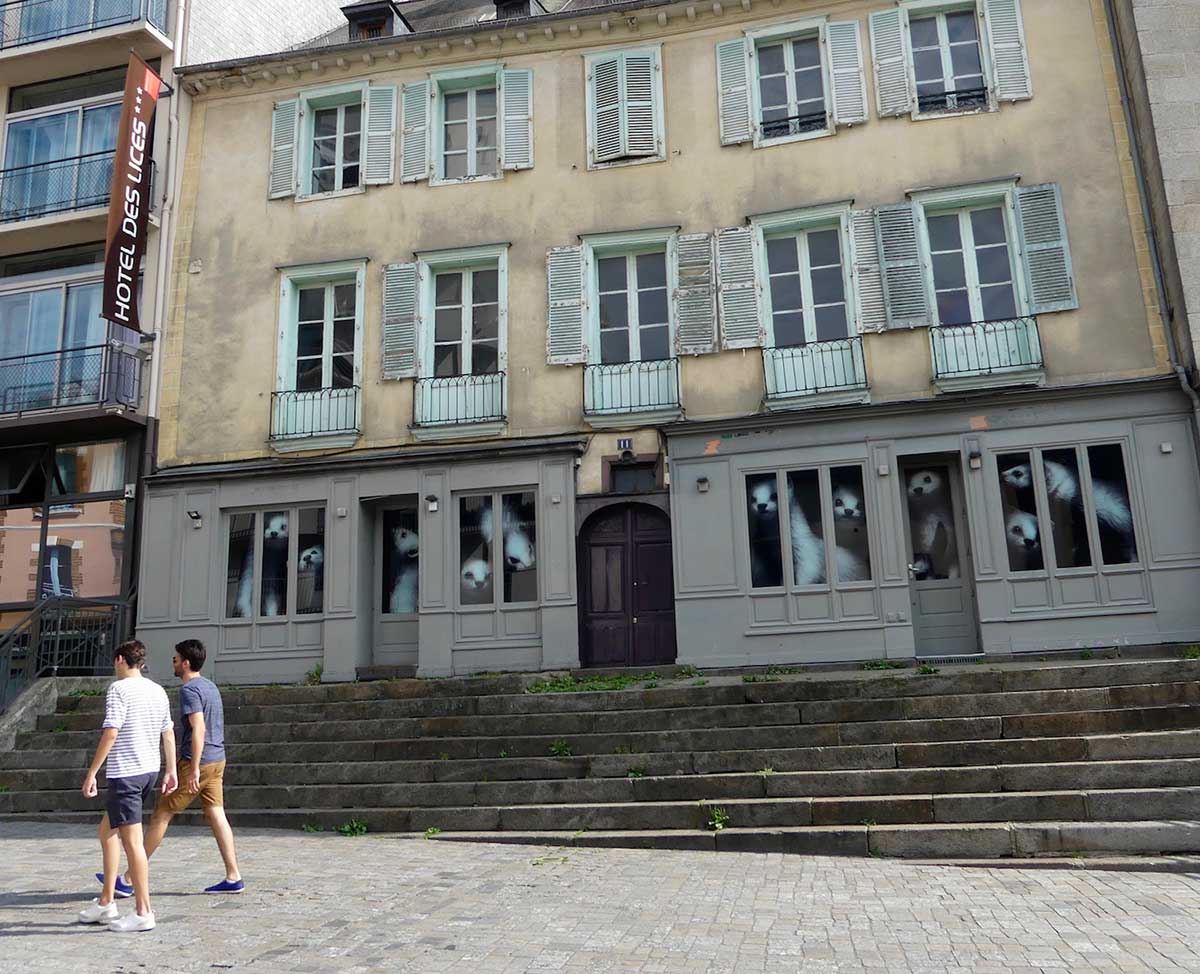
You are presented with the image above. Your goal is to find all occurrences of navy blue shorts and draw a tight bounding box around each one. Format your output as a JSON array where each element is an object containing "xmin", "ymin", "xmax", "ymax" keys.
[{"xmin": 105, "ymin": 772, "xmax": 155, "ymax": 828}]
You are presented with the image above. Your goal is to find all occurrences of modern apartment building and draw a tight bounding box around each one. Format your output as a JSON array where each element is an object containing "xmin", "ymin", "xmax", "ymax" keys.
[
  {"xmin": 139, "ymin": 0, "xmax": 1200, "ymax": 683},
  {"xmin": 0, "ymin": 0, "xmax": 345, "ymax": 655}
]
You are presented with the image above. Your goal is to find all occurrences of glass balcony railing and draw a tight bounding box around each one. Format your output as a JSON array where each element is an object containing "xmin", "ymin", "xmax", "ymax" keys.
[
  {"xmin": 0, "ymin": 0, "xmax": 167, "ymax": 51},
  {"xmin": 583, "ymin": 358, "xmax": 681, "ymax": 417},
  {"xmin": 930, "ymin": 316, "xmax": 1044, "ymax": 382},
  {"xmin": 0, "ymin": 150, "xmax": 114, "ymax": 222},
  {"xmin": 414, "ymin": 372, "xmax": 505, "ymax": 428},
  {"xmin": 0, "ymin": 342, "xmax": 141, "ymax": 415},
  {"xmin": 270, "ymin": 386, "xmax": 361, "ymax": 441},
  {"xmin": 763, "ymin": 337, "xmax": 868, "ymax": 402}
]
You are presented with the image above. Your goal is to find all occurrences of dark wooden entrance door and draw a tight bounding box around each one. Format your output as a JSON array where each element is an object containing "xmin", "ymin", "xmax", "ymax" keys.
[{"xmin": 579, "ymin": 503, "xmax": 677, "ymax": 667}]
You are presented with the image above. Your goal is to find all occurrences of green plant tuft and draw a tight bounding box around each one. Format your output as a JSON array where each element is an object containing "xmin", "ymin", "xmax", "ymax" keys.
[
  {"xmin": 1185, "ymin": 647, "xmax": 1200, "ymax": 661},
  {"xmin": 642, "ymin": 681, "xmax": 658, "ymax": 689},
  {"xmin": 498, "ymin": 749, "xmax": 509, "ymax": 759},
  {"xmin": 302, "ymin": 663, "xmax": 323, "ymax": 686},
  {"xmin": 614, "ymin": 744, "xmax": 632, "ymax": 755},
  {"xmin": 549, "ymin": 739, "xmax": 573, "ymax": 757},
  {"xmin": 424, "ymin": 827, "xmax": 442, "ymax": 839},
  {"xmin": 67, "ymin": 687, "xmax": 103, "ymax": 697},
  {"xmin": 627, "ymin": 766, "xmax": 646, "ymax": 778},
  {"xmin": 704, "ymin": 806, "xmax": 731, "ymax": 832},
  {"xmin": 334, "ymin": 817, "xmax": 368, "ymax": 837},
  {"xmin": 526, "ymin": 674, "xmax": 642, "ymax": 694},
  {"xmin": 757, "ymin": 767, "xmax": 775, "ymax": 776},
  {"xmin": 301, "ymin": 822, "xmax": 324, "ymax": 833},
  {"xmin": 742, "ymin": 674, "xmax": 780, "ymax": 684},
  {"xmin": 916, "ymin": 664, "xmax": 940, "ymax": 675},
  {"xmin": 50, "ymin": 723, "xmax": 67, "ymax": 733},
  {"xmin": 691, "ymin": 678, "xmax": 708, "ymax": 686},
  {"xmin": 766, "ymin": 665, "xmax": 801, "ymax": 676},
  {"xmin": 861, "ymin": 659, "xmax": 905, "ymax": 671},
  {"xmin": 676, "ymin": 665, "xmax": 699, "ymax": 679},
  {"xmin": 1080, "ymin": 650, "xmax": 1094, "ymax": 661}
]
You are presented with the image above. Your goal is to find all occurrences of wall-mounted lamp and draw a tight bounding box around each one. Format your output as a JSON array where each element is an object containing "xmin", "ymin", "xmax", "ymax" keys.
[
  {"xmin": 967, "ymin": 450, "xmax": 983, "ymax": 471},
  {"xmin": 696, "ymin": 476, "xmax": 710, "ymax": 494},
  {"xmin": 425, "ymin": 494, "xmax": 439, "ymax": 513},
  {"xmin": 186, "ymin": 510, "xmax": 202, "ymax": 529}
]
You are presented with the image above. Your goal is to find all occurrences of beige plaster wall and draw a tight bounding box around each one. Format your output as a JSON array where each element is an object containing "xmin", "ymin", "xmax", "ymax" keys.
[{"xmin": 160, "ymin": 0, "xmax": 1170, "ymax": 495}]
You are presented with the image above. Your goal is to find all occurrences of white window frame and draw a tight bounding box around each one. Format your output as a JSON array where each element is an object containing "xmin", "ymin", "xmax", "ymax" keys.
[
  {"xmin": 416, "ymin": 243, "xmax": 509, "ymax": 378},
  {"xmin": 456, "ymin": 488, "xmax": 541, "ymax": 610},
  {"xmin": 296, "ymin": 81, "xmax": 368, "ymax": 201},
  {"xmin": 901, "ymin": 0, "xmax": 996, "ymax": 120},
  {"xmin": 583, "ymin": 44, "xmax": 667, "ymax": 171},
  {"xmin": 430, "ymin": 64, "xmax": 502, "ymax": 186},
  {"xmin": 275, "ymin": 258, "xmax": 366, "ymax": 449},
  {"xmin": 580, "ymin": 227, "xmax": 678, "ymax": 365},
  {"xmin": 911, "ymin": 180, "xmax": 1029, "ymax": 326},
  {"xmin": 222, "ymin": 505, "xmax": 329, "ymax": 622},
  {"xmin": 746, "ymin": 17, "xmax": 833, "ymax": 148}
]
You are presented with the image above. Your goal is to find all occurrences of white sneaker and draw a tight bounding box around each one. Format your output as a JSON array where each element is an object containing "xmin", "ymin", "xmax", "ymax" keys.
[
  {"xmin": 108, "ymin": 911, "xmax": 155, "ymax": 932},
  {"xmin": 78, "ymin": 899, "xmax": 119, "ymax": 924}
]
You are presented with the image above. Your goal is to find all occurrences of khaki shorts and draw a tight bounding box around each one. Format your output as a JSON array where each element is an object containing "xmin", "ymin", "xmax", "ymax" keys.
[{"xmin": 159, "ymin": 759, "xmax": 226, "ymax": 814}]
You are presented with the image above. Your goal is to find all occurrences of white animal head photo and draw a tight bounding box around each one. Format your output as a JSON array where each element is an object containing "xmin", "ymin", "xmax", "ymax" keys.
[
  {"xmin": 393, "ymin": 525, "xmax": 419, "ymax": 559},
  {"xmin": 461, "ymin": 558, "xmax": 491, "ymax": 591},
  {"xmin": 748, "ymin": 480, "xmax": 778, "ymax": 516},
  {"xmin": 503, "ymin": 529, "xmax": 535, "ymax": 571},
  {"xmin": 1006, "ymin": 509, "xmax": 1040, "ymax": 552},
  {"xmin": 263, "ymin": 514, "xmax": 289, "ymax": 542},
  {"xmin": 832, "ymin": 485, "xmax": 865, "ymax": 521},
  {"xmin": 299, "ymin": 544, "xmax": 323, "ymax": 571},
  {"xmin": 999, "ymin": 463, "xmax": 1033, "ymax": 491},
  {"xmin": 907, "ymin": 470, "xmax": 943, "ymax": 499}
]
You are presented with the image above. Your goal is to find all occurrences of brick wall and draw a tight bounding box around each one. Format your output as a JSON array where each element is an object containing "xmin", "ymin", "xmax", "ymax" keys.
[{"xmin": 183, "ymin": 0, "xmax": 347, "ymax": 67}]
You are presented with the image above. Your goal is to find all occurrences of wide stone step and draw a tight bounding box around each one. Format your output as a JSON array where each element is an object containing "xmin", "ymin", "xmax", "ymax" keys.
[
  {"xmin": 42, "ymin": 679, "xmax": 1200, "ymax": 734},
  {"xmin": 21, "ymin": 702, "xmax": 1200, "ymax": 756}
]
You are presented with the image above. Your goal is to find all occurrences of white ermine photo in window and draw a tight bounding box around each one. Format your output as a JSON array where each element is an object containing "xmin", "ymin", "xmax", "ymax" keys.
[
  {"xmin": 460, "ymin": 495, "xmax": 493, "ymax": 605},
  {"xmin": 261, "ymin": 509, "xmax": 290, "ymax": 616},
  {"xmin": 997, "ymin": 453, "xmax": 1044, "ymax": 573},
  {"xmin": 296, "ymin": 507, "xmax": 325, "ymax": 615},
  {"xmin": 746, "ymin": 473, "xmax": 783, "ymax": 589},
  {"xmin": 383, "ymin": 508, "xmax": 420, "ymax": 614},
  {"xmin": 501, "ymin": 491, "xmax": 537, "ymax": 603},
  {"xmin": 226, "ymin": 512, "xmax": 256, "ymax": 618}
]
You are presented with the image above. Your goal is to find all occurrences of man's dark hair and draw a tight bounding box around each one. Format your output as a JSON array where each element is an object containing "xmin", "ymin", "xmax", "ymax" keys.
[
  {"xmin": 113, "ymin": 639, "xmax": 146, "ymax": 669},
  {"xmin": 175, "ymin": 639, "xmax": 206, "ymax": 672}
]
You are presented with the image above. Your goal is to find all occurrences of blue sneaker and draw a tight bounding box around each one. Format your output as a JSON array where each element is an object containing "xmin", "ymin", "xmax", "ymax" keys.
[
  {"xmin": 95, "ymin": 873, "xmax": 134, "ymax": 899},
  {"xmin": 204, "ymin": 879, "xmax": 245, "ymax": 894}
]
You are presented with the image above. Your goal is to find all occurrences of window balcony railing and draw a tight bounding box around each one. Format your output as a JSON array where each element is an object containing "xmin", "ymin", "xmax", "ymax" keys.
[
  {"xmin": 0, "ymin": 150, "xmax": 128, "ymax": 223},
  {"xmin": 583, "ymin": 358, "xmax": 681, "ymax": 417},
  {"xmin": 760, "ymin": 109, "xmax": 828, "ymax": 139},
  {"xmin": 930, "ymin": 315, "xmax": 1044, "ymax": 382},
  {"xmin": 0, "ymin": 0, "xmax": 167, "ymax": 51},
  {"xmin": 917, "ymin": 86, "xmax": 989, "ymax": 114},
  {"xmin": 413, "ymin": 371, "xmax": 505, "ymax": 428},
  {"xmin": 763, "ymin": 337, "xmax": 868, "ymax": 402},
  {"xmin": 270, "ymin": 385, "xmax": 360, "ymax": 441},
  {"xmin": 0, "ymin": 342, "xmax": 141, "ymax": 415}
]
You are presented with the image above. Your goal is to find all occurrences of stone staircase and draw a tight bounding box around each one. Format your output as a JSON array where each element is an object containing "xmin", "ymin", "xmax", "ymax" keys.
[{"xmin": 4, "ymin": 657, "xmax": 1200, "ymax": 858}]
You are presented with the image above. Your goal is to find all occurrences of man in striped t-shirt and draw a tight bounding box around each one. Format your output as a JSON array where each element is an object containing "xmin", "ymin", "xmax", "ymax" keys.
[{"xmin": 78, "ymin": 640, "xmax": 177, "ymax": 933}]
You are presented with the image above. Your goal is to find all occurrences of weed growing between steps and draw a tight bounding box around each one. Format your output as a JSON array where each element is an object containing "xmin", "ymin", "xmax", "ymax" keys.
[
  {"xmin": 549, "ymin": 740, "xmax": 573, "ymax": 757},
  {"xmin": 861, "ymin": 660, "xmax": 906, "ymax": 671},
  {"xmin": 676, "ymin": 665, "xmax": 700, "ymax": 678},
  {"xmin": 302, "ymin": 822, "xmax": 324, "ymax": 833},
  {"xmin": 742, "ymin": 675, "xmax": 780, "ymax": 684},
  {"xmin": 1185, "ymin": 647, "xmax": 1200, "ymax": 660},
  {"xmin": 705, "ymin": 806, "xmax": 730, "ymax": 832},
  {"xmin": 303, "ymin": 664, "xmax": 323, "ymax": 686},
  {"xmin": 916, "ymin": 665, "xmax": 941, "ymax": 675},
  {"xmin": 424, "ymin": 827, "xmax": 442, "ymax": 839},
  {"xmin": 526, "ymin": 674, "xmax": 643, "ymax": 694},
  {"xmin": 67, "ymin": 688, "xmax": 104, "ymax": 697},
  {"xmin": 627, "ymin": 767, "xmax": 646, "ymax": 778},
  {"xmin": 0, "ymin": 784, "xmax": 9, "ymax": 793},
  {"xmin": 334, "ymin": 818, "xmax": 368, "ymax": 837}
]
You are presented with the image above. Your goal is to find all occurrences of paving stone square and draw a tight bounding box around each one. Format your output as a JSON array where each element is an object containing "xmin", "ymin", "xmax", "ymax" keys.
[{"xmin": 1, "ymin": 822, "xmax": 1199, "ymax": 973}]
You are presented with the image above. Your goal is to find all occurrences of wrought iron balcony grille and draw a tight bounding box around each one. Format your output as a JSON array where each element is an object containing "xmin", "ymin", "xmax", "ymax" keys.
[
  {"xmin": 413, "ymin": 371, "xmax": 506, "ymax": 427},
  {"xmin": 917, "ymin": 86, "xmax": 989, "ymax": 114},
  {"xmin": 760, "ymin": 110, "xmax": 827, "ymax": 139},
  {"xmin": 763, "ymin": 336, "xmax": 868, "ymax": 400},
  {"xmin": 0, "ymin": 150, "xmax": 119, "ymax": 223},
  {"xmin": 583, "ymin": 358, "xmax": 681, "ymax": 416},
  {"xmin": 0, "ymin": 342, "xmax": 141, "ymax": 415},
  {"xmin": 269, "ymin": 385, "xmax": 361, "ymax": 440},
  {"xmin": 929, "ymin": 315, "xmax": 1044, "ymax": 380},
  {"xmin": 0, "ymin": 0, "xmax": 168, "ymax": 50}
]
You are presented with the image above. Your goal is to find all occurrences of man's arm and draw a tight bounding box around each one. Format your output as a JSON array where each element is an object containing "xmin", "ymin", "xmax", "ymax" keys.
[
  {"xmin": 160, "ymin": 727, "xmax": 178, "ymax": 795},
  {"xmin": 82, "ymin": 727, "xmax": 118, "ymax": 797},
  {"xmin": 186, "ymin": 712, "xmax": 206, "ymax": 793}
]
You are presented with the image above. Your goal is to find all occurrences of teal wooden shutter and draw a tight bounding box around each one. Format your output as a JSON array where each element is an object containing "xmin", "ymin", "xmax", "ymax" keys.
[
  {"xmin": 674, "ymin": 233, "xmax": 717, "ymax": 355},
  {"xmin": 269, "ymin": 98, "xmax": 298, "ymax": 199},
  {"xmin": 715, "ymin": 38, "xmax": 752, "ymax": 145},
  {"xmin": 623, "ymin": 51, "xmax": 659, "ymax": 157},
  {"xmin": 400, "ymin": 80, "xmax": 430, "ymax": 183},
  {"xmin": 715, "ymin": 226, "xmax": 763, "ymax": 349},
  {"xmin": 590, "ymin": 55, "xmax": 623, "ymax": 163},
  {"xmin": 500, "ymin": 68, "xmax": 534, "ymax": 171},
  {"xmin": 849, "ymin": 209, "xmax": 886, "ymax": 333},
  {"xmin": 877, "ymin": 203, "xmax": 930, "ymax": 327},
  {"xmin": 869, "ymin": 9, "xmax": 913, "ymax": 117},
  {"xmin": 382, "ymin": 262, "xmax": 419, "ymax": 379},
  {"xmin": 364, "ymin": 84, "xmax": 397, "ymax": 185},
  {"xmin": 827, "ymin": 20, "xmax": 868, "ymax": 126},
  {"xmin": 1016, "ymin": 183, "xmax": 1077, "ymax": 313},
  {"xmin": 546, "ymin": 246, "xmax": 586, "ymax": 365},
  {"xmin": 983, "ymin": 0, "xmax": 1032, "ymax": 102}
]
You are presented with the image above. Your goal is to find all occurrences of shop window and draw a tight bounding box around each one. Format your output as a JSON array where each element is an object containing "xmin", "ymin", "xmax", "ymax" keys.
[
  {"xmin": 382, "ymin": 507, "xmax": 420, "ymax": 615},
  {"xmin": 225, "ymin": 512, "xmax": 256, "ymax": 619},
  {"xmin": 260, "ymin": 510, "xmax": 290, "ymax": 617},
  {"xmin": 746, "ymin": 472, "xmax": 783, "ymax": 588},
  {"xmin": 905, "ymin": 466, "xmax": 961, "ymax": 579},
  {"xmin": 51, "ymin": 440, "xmax": 125, "ymax": 495},
  {"xmin": 829, "ymin": 466, "xmax": 871, "ymax": 582},
  {"xmin": 458, "ymin": 491, "xmax": 538, "ymax": 606},
  {"xmin": 1041, "ymin": 448, "xmax": 1091, "ymax": 569},
  {"xmin": 225, "ymin": 507, "xmax": 326, "ymax": 619},
  {"xmin": 1086, "ymin": 444, "xmax": 1138, "ymax": 565},
  {"xmin": 40, "ymin": 543, "xmax": 74, "ymax": 597},
  {"xmin": 997, "ymin": 451, "xmax": 1044, "ymax": 572},
  {"xmin": 296, "ymin": 507, "xmax": 325, "ymax": 615}
]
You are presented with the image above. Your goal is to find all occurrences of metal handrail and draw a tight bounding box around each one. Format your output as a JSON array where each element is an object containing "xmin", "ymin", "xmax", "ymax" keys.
[
  {"xmin": 930, "ymin": 315, "xmax": 1043, "ymax": 379},
  {"xmin": 917, "ymin": 86, "xmax": 989, "ymax": 112},
  {"xmin": 269, "ymin": 385, "xmax": 361, "ymax": 440},
  {"xmin": 763, "ymin": 336, "xmax": 868, "ymax": 399},
  {"xmin": 0, "ymin": 341, "xmax": 142, "ymax": 415},
  {"xmin": 583, "ymin": 358, "xmax": 681, "ymax": 416},
  {"xmin": 413, "ymin": 371, "xmax": 506, "ymax": 427},
  {"xmin": 0, "ymin": 149, "xmax": 129, "ymax": 223},
  {"xmin": 761, "ymin": 109, "xmax": 828, "ymax": 139},
  {"xmin": 0, "ymin": 0, "xmax": 168, "ymax": 50}
]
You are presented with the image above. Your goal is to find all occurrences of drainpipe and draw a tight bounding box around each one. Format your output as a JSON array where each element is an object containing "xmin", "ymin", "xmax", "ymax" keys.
[{"xmin": 1101, "ymin": 0, "xmax": 1200, "ymax": 459}]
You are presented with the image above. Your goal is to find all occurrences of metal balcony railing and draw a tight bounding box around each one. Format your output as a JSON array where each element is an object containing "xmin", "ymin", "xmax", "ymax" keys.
[
  {"xmin": 0, "ymin": 342, "xmax": 141, "ymax": 415},
  {"xmin": 763, "ymin": 337, "xmax": 868, "ymax": 401},
  {"xmin": 0, "ymin": 150, "xmax": 115, "ymax": 222},
  {"xmin": 930, "ymin": 316, "xmax": 1043, "ymax": 381},
  {"xmin": 0, "ymin": 0, "xmax": 167, "ymax": 50},
  {"xmin": 917, "ymin": 85, "xmax": 989, "ymax": 113},
  {"xmin": 413, "ymin": 371, "xmax": 505, "ymax": 427},
  {"xmin": 761, "ymin": 109, "xmax": 827, "ymax": 139},
  {"xmin": 270, "ymin": 385, "xmax": 360, "ymax": 441},
  {"xmin": 584, "ymin": 358, "xmax": 681, "ymax": 417}
]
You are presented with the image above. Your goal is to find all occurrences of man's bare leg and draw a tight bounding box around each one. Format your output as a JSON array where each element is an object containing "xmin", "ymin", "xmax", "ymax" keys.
[
  {"xmin": 203, "ymin": 805, "xmax": 242, "ymax": 882},
  {"xmin": 118, "ymin": 822, "xmax": 152, "ymax": 917},
  {"xmin": 97, "ymin": 814, "xmax": 122, "ymax": 907},
  {"xmin": 122, "ymin": 804, "xmax": 173, "ymax": 886}
]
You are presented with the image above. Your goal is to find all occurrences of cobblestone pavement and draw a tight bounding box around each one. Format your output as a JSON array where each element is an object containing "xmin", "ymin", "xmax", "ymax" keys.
[{"xmin": 2, "ymin": 822, "xmax": 1200, "ymax": 974}]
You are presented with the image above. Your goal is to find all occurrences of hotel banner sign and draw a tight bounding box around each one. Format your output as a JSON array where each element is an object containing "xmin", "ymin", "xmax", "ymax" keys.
[{"xmin": 102, "ymin": 53, "xmax": 162, "ymax": 333}]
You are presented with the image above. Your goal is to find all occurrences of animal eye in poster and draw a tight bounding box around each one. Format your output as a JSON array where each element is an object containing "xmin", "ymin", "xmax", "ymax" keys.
[{"xmin": 829, "ymin": 467, "xmax": 871, "ymax": 583}]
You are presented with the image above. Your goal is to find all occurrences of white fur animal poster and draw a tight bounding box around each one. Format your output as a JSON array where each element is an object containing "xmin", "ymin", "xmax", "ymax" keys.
[
  {"xmin": 904, "ymin": 468, "xmax": 960, "ymax": 579},
  {"xmin": 382, "ymin": 508, "xmax": 420, "ymax": 615}
]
